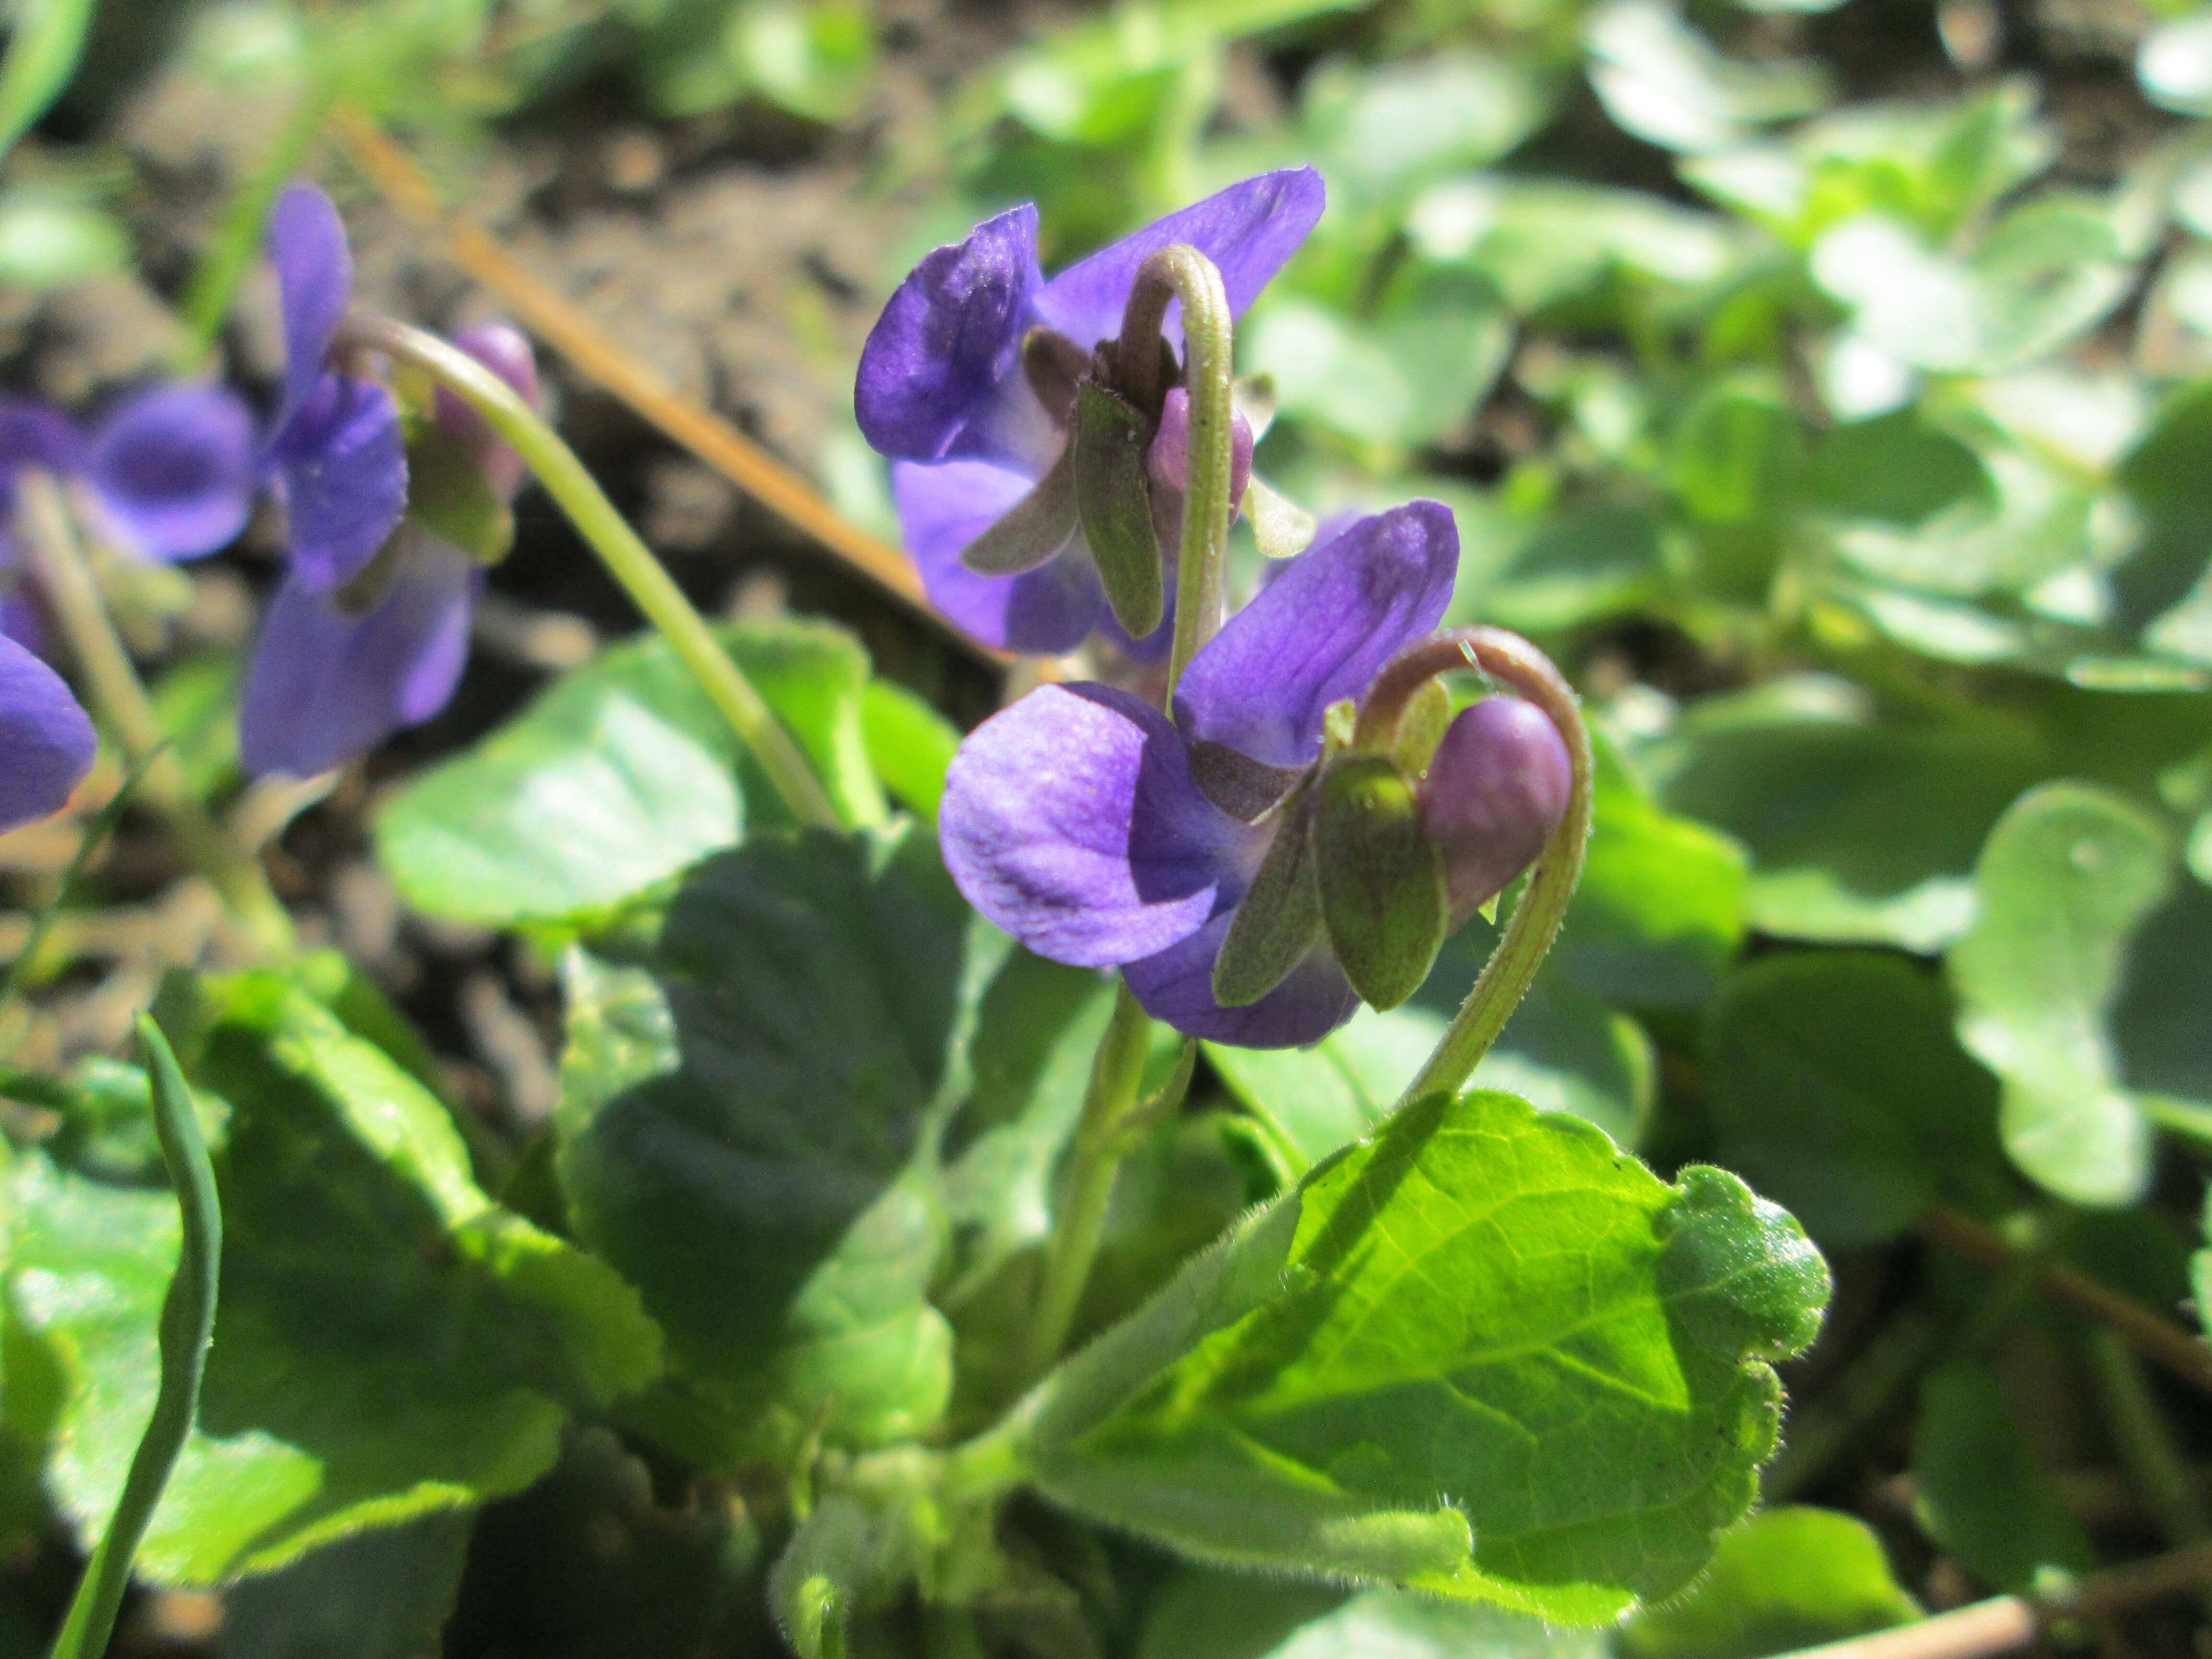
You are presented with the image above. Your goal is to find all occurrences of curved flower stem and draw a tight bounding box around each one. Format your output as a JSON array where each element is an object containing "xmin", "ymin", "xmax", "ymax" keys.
[
  {"xmin": 1119, "ymin": 244, "xmax": 1235, "ymax": 697},
  {"xmin": 1359, "ymin": 628, "xmax": 1594, "ymax": 1110},
  {"xmin": 15, "ymin": 474, "xmax": 296, "ymax": 957},
  {"xmin": 340, "ymin": 315, "xmax": 842, "ymax": 832},
  {"xmin": 1015, "ymin": 982, "xmax": 1155, "ymax": 1387}
]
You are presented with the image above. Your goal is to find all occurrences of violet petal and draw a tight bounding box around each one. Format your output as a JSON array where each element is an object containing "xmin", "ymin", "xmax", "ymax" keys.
[
  {"xmin": 239, "ymin": 530, "xmax": 474, "ymax": 776},
  {"xmin": 269, "ymin": 183, "xmax": 355, "ymax": 431},
  {"xmin": 856, "ymin": 204, "xmax": 1050, "ymax": 466},
  {"xmin": 1173, "ymin": 499, "xmax": 1458, "ymax": 772},
  {"xmin": 1123, "ymin": 912, "xmax": 1358, "ymax": 1047},
  {"xmin": 1034, "ymin": 168, "xmax": 1325, "ymax": 349},
  {"xmin": 940, "ymin": 681, "xmax": 1252, "ymax": 967},
  {"xmin": 893, "ymin": 457, "xmax": 1104, "ymax": 653},
  {"xmin": 0, "ymin": 396, "xmax": 84, "ymax": 480},
  {"xmin": 0, "ymin": 631, "xmax": 94, "ymax": 832},
  {"xmin": 273, "ymin": 373, "xmax": 409, "ymax": 592},
  {"xmin": 85, "ymin": 383, "xmax": 257, "ymax": 561}
]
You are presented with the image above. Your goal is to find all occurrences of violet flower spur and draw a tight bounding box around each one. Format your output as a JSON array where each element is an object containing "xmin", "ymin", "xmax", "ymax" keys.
[
  {"xmin": 939, "ymin": 499, "xmax": 1456, "ymax": 1047},
  {"xmin": 0, "ymin": 630, "xmax": 93, "ymax": 833},
  {"xmin": 240, "ymin": 321, "xmax": 540, "ymax": 777},
  {"xmin": 856, "ymin": 168, "xmax": 1322, "ymax": 655}
]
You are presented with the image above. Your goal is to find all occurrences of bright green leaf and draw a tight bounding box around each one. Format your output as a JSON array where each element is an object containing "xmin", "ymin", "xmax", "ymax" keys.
[
  {"xmin": 1948, "ymin": 781, "xmax": 2172, "ymax": 1206},
  {"xmin": 1617, "ymin": 1506, "xmax": 1919, "ymax": 1659},
  {"xmin": 1022, "ymin": 1091, "xmax": 1829, "ymax": 1622},
  {"xmin": 860, "ymin": 679, "xmax": 961, "ymax": 829},
  {"xmin": 375, "ymin": 620, "xmax": 883, "ymax": 928}
]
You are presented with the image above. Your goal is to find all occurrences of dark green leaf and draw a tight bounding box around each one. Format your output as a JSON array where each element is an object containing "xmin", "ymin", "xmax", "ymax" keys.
[
  {"xmin": 1912, "ymin": 1363, "xmax": 2093, "ymax": 1593},
  {"xmin": 1022, "ymin": 1091, "xmax": 1828, "ymax": 1621},
  {"xmin": 1706, "ymin": 952, "xmax": 2000, "ymax": 1246},
  {"xmin": 220, "ymin": 1511, "xmax": 474, "ymax": 1659},
  {"xmin": 375, "ymin": 620, "xmax": 883, "ymax": 927}
]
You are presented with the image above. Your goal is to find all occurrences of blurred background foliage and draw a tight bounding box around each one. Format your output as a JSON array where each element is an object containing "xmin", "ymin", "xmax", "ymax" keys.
[{"xmin": 10, "ymin": 0, "xmax": 2212, "ymax": 1651}]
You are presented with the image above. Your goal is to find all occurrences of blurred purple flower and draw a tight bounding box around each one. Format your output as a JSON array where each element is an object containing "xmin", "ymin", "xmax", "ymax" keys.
[
  {"xmin": 0, "ymin": 631, "xmax": 93, "ymax": 833},
  {"xmin": 0, "ymin": 384, "xmax": 257, "ymax": 652},
  {"xmin": 857, "ymin": 169, "xmax": 1322, "ymax": 655},
  {"xmin": 240, "ymin": 320, "xmax": 538, "ymax": 778},
  {"xmin": 939, "ymin": 501, "xmax": 1455, "ymax": 1047}
]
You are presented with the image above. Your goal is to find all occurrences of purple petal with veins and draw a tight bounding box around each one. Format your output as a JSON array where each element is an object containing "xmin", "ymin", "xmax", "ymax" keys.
[
  {"xmin": 85, "ymin": 383, "xmax": 258, "ymax": 561},
  {"xmin": 0, "ymin": 632, "xmax": 93, "ymax": 832}
]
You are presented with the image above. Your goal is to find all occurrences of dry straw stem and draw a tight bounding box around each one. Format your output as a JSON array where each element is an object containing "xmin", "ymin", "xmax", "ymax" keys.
[
  {"xmin": 331, "ymin": 107, "xmax": 1001, "ymax": 666},
  {"xmin": 1922, "ymin": 1204, "xmax": 2212, "ymax": 1394},
  {"xmin": 1769, "ymin": 1539, "xmax": 2212, "ymax": 1659}
]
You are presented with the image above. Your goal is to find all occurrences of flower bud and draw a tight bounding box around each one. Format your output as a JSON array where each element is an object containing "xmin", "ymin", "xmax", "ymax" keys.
[
  {"xmin": 434, "ymin": 322, "xmax": 539, "ymax": 499},
  {"xmin": 1147, "ymin": 386, "xmax": 1253, "ymax": 509},
  {"xmin": 1418, "ymin": 696, "xmax": 1571, "ymax": 924}
]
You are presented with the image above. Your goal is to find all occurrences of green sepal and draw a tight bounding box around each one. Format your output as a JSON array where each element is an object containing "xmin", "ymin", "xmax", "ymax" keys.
[
  {"xmin": 1393, "ymin": 678, "xmax": 1454, "ymax": 776},
  {"xmin": 405, "ymin": 424, "xmax": 513, "ymax": 565},
  {"xmin": 1073, "ymin": 380, "xmax": 1164, "ymax": 639},
  {"xmin": 961, "ymin": 446, "xmax": 1078, "ymax": 575},
  {"xmin": 1213, "ymin": 777, "xmax": 1323, "ymax": 1008},
  {"xmin": 1313, "ymin": 753, "xmax": 1448, "ymax": 1010}
]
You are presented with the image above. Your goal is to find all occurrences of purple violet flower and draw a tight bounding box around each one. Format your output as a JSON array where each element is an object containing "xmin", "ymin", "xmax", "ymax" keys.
[
  {"xmin": 262, "ymin": 182, "xmax": 408, "ymax": 595},
  {"xmin": 857, "ymin": 169, "xmax": 1322, "ymax": 655},
  {"xmin": 0, "ymin": 631, "xmax": 94, "ymax": 833},
  {"xmin": 240, "ymin": 321, "xmax": 538, "ymax": 777},
  {"xmin": 939, "ymin": 500, "xmax": 1456, "ymax": 1047}
]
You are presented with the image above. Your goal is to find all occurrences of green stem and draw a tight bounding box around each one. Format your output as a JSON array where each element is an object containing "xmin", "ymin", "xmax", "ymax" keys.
[
  {"xmin": 1365, "ymin": 629, "xmax": 1593, "ymax": 1109},
  {"xmin": 179, "ymin": 69, "xmax": 337, "ymax": 367},
  {"xmin": 15, "ymin": 475, "xmax": 295, "ymax": 956},
  {"xmin": 1016, "ymin": 984, "xmax": 1153, "ymax": 1385},
  {"xmin": 1118, "ymin": 244, "xmax": 1235, "ymax": 698},
  {"xmin": 2086, "ymin": 1330, "xmax": 2212, "ymax": 1555},
  {"xmin": 48, "ymin": 1016, "xmax": 220, "ymax": 1659},
  {"xmin": 339, "ymin": 316, "xmax": 842, "ymax": 831}
]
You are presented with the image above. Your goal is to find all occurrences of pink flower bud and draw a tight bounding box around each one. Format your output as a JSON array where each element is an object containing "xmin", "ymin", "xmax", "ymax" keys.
[
  {"xmin": 1418, "ymin": 696, "xmax": 1571, "ymax": 923},
  {"xmin": 434, "ymin": 322, "xmax": 539, "ymax": 499},
  {"xmin": 1147, "ymin": 386, "xmax": 1253, "ymax": 509}
]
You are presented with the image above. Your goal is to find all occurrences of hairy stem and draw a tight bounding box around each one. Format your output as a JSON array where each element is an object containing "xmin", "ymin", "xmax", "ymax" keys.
[
  {"xmin": 1016, "ymin": 984, "xmax": 1154, "ymax": 1385},
  {"xmin": 15, "ymin": 475, "xmax": 295, "ymax": 955},
  {"xmin": 1120, "ymin": 244, "xmax": 1234, "ymax": 697},
  {"xmin": 339, "ymin": 315, "xmax": 842, "ymax": 832},
  {"xmin": 1367, "ymin": 629, "xmax": 1593, "ymax": 1109}
]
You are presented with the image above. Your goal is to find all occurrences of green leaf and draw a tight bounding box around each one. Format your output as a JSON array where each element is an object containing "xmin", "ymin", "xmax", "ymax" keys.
[
  {"xmin": 219, "ymin": 1511, "xmax": 473, "ymax": 1659},
  {"xmin": 0, "ymin": 190, "xmax": 126, "ymax": 290},
  {"xmin": 860, "ymin": 679, "xmax": 960, "ymax": 829},
  {"xmin": 1022, "ymin": 1091, "xmax": 1828, "ymax": 1621},
  {"xmin": 1250, "ymin": 263, "xmax": 1511, "ymax": 448},
  {"xmin": 1585, "ymin": 0, "xmax": 1825, "ymax": 153},
  {"xmin": 1705, "ymin": 952, "xmax": 2001, "ymax": 1247},
  {"xmin": 0, "ymin": 0, "xmax": 98, "ymax": 157},
  {"xmin": 375, "ymin": 620, "xmax": 883, "ymax": 927},
  {"xmin": 1948, "ymin": 781, "xmax": 2173, "ymax": 1206},
  {"xmin": 1556, "ymin": 730, "xmax": 1747, "ymax": 1007},
  {"xmin": 1617, "ymin": 1506, "xmax": 1919, "ymax": 1659},
  {"xmin": 1811, "ymin": 201, "xmax": 2130, "ymax": 375},
  {"xmin": 557, "ymin": 826, "xmax": 1067, "ymax": 1462},
  {"xmin": 1210, "ymin": 969, "xmax": 1653, "ymax": 1166},
  {"xmin": 1912, "ymin": 1363, "xmax": 2094, "ymax": 1593},
  {"xmin": 1651, "ymin": 693, "xmax": 2047, "ymax": 950},
  {"xmin": 1301, "ymin": 50, "xmax": 1554, "ymax": 207},
  {"xmin": 8, "ymin": 980, "xmax": 661, "ymax": 1586},
  {"xmin": 1807, "ymin": 409, "xmax": 1993, "ymax": 528}
]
